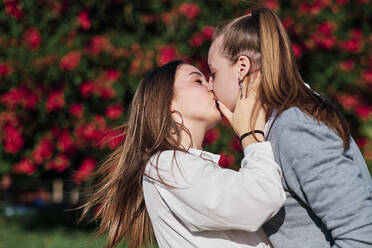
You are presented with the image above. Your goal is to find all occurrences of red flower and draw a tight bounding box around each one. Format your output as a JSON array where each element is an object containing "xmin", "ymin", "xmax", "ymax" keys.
[
  {"xmin": 5, "ymin": 2, "xmax": 22, "ymax": 20},
  {"xmin": 355, "ymin": 105, "xmax": 372, "ymax": 120},
  {"xmin": 48, "ymin": 154, "xmax": 70, "ymax": 172},
  {"xmin": 0, "ymin": 63, "xmax": 9, "ymax": 76},
  {"xmin": 105, "ymin": 105, "xmax": 123, "ymax": 120},
  {"xmin": 282, "ymin": 17, "xmax": 294, "ymax": 29},
  {"xmin": 32, "ymin": 138, "xmax": 54, "ymax": 164},
  {"xmin": 203, "ymin": 128, "xmax": 220, "ymax": 145},
  {"xmin": 78, "ymin": 11, "xmax": 91, "ymax": 30},
  {"xmin": 12, "ymin": 158, "xmax": 36, "ymax": 175},
  {"xmin": 202, "ymin": 26, "xmax": 215, "ymax": 40},
  {"xmin": 157, "ymin": 45, "xmax": 177, "ymax": 66},
  {"xmin": 335, "ymin": 94, "xmax": 359, "ymax": 110},
  {"xmin": 317, "ymin": 22, "xmax": 335, "ymax": 36},
  {"xmin": 24, "ymin": 27, "xmax": 41, "ymax": 49},
  {"xmin": 106, "ymin": 69, "xmax": 120, "ymax": 82},
  {"xmin": 189, "ymin": 33, "xmax": 204, "ymax": 47},
  {"xmin": 85, "ymin": 36, "xmax": 109, "ymax": 55},
  {"xmin": 59, "ymin": 51, "xmax": 81, "ymax": 71},
  {"xmin": 340, "ymin": 60, "xmax": 355, "ymax": 71},
  {"xmin": 0, "ymin": 86, "xmax": 38, "ymax": 109},
  {"xmin": 4, "ymin": 125, "xmax": 24, "ymax": 154},
  {"xmin": 46, "ymin": 89, "xmax": 65, "ymax": 112},
  {"xmin": 363, "ymin": 70, "xmax": 372, "ymax": 83},
  {"xmin": 218, "ymin": 153, "xmax": 235, "ymax": 168},
  {"xmin": 69, "ymin": 103, "xmax": 83, "ymax": 118},
  {"xmin": 73, "ymin": 158, "xmax": 96, "ymax": 183},
  {"xmin": 231, "ymin": 138, "xmax": 242, "ymax": 151},
  {"xmin": 57, "ymin": 129, "xmax": 74, "ymax": 152},
  {"xmin": 355, "ymin": 137, "xmax": 368, "ymax": 148},
  {"xmin": 80, "ymin": 81, "xmax": 96, "ymax": 98},
  {"xmin": 340, "ymin": 39, "xmax": 361, "ymax": 52},
  {"xmin": 263, "ymin": 0, "xmax": 280, "ymax": 11},
  {"xmin": 292, "ymin": 43, "xmax": 302, "ymax": 58},
  {"xmin": 179, "ymin": 3, "xmax": 200, "ymax": 20},
  {"xmin": 98, "ymin": 86, "xmax": 116, "ymax": 99}
]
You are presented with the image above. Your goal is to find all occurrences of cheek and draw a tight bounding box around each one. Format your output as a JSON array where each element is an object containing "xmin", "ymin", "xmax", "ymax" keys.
[{"xmin": 213, "ymin": 72, "xmax": 239, "ymax": 111}]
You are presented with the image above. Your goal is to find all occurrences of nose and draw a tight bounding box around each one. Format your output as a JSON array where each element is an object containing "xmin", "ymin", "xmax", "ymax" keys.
[{"xmin": 207, "ymin": 76, "xmax": 213, "ymax": 91}]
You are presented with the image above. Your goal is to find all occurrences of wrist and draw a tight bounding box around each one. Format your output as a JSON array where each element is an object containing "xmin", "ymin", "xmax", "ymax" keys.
[{"xmin": 239, "ymin": 130, "xmax": 265, "ymax": 148}]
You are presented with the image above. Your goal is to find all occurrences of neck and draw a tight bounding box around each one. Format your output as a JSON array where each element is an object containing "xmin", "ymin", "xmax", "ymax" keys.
[{"xmin": 179, "ymin": 119, "xmax": 208, "ymax": 150}]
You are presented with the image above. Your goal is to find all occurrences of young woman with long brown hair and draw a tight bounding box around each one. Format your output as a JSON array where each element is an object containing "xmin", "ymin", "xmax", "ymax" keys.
[
  {"xmin": 78, "ymin": 60, "xmax": 286, "ymax": 248},
  {"xmin": 208, "ymin": 7, "xmax": 372, "ymax": 248}
]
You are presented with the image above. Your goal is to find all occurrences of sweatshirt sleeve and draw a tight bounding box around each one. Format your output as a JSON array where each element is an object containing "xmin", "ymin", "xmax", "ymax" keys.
[{"xmin": 277, "ymin": 120, "xmax": 372, "ymax": 248}]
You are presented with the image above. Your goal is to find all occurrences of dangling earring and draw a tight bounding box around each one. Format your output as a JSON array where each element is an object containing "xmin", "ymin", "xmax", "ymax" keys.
[
  {"xmin": 238, "ymin": 77, "xmax": 244, "ymax": 99},
  {"xmin": 171, "ymin": 110, "xmax": 184, "ymax": 125}
]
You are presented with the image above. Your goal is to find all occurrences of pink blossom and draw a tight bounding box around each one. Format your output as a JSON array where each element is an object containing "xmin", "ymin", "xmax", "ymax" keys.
[{"xmin": 106, "ymin": 69, "xmax": 120, "ymax": 81}]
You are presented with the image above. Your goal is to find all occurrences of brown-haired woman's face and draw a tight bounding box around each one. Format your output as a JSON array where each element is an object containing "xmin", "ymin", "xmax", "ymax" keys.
[
  {"xmin": 172, "ymin": 64, "xmax": 221, "ymax": 129},
  {"xmin": 208, "ymin": 37, "xmax": 240, "ymax": 111}
]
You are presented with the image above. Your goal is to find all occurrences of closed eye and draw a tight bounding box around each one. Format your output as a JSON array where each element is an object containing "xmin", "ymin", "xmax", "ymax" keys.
[{"xmin": 195, "ymin": 79, "xmax": 203, "ymax": 84}]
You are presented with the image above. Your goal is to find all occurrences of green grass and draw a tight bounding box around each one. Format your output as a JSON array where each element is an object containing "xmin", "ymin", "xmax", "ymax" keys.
[{"xmin": 0, "ymin": 204, "xmax": 110, "ymax": 248}]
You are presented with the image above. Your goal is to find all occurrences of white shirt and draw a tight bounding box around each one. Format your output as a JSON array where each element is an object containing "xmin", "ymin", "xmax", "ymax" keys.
[{"xmin": 143, "ymin": 142, "xmax": 286, "ymax": 248}]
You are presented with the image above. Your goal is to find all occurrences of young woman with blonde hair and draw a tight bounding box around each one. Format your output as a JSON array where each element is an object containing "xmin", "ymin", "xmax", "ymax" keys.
[
  {"xmin": 78, "ymin": 60, "xmax": 285, "ymax": 248},
  {"xmin": 208, "ymin": 6, "xmax": 372, "ymax": 248}
]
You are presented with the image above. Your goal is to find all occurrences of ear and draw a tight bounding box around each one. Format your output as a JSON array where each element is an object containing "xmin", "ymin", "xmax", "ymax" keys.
[{"xmin": 237, "ymin": 55, "xmax": 251, "ymax": 80}]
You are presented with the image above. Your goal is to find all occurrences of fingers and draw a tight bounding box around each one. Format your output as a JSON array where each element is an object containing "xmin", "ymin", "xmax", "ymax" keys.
[{"xmin": 216, "ymin": 100, "xmax": 233, "ymax": 123}]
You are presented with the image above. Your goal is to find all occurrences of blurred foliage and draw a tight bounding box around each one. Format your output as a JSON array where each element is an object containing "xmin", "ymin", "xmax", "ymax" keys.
[{"xmin": 0, "ymin": 0, "xmax": 372, "ymax": 184}]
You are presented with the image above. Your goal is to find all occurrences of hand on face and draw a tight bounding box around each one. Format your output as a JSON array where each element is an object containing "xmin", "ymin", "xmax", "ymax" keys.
[{"xmin": 216, "ymin": 72, "xmax": 266, "ymax": 143}]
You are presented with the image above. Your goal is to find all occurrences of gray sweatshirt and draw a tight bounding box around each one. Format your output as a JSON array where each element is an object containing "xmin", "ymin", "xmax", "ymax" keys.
[{"xmin": 263, "ymin": 107, "xmax": 372, "ymax": 248}]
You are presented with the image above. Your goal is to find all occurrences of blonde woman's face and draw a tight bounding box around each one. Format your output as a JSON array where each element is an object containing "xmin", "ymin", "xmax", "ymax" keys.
[{"xmin": 208, "ymin": 37, "xmax": 240, "ymax": 111}]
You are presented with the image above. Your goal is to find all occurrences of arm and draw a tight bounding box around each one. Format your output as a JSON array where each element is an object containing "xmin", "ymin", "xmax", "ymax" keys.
[
  {"xmin": 278, "ymin": 120, "xmax": 372, "ymax": 248},
  {"xmin": 151, "ymin": 142, "xmax": 285, "ymax": 232}
]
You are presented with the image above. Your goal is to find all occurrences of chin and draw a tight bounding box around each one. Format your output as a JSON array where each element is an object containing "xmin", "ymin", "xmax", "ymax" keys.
[{"xmin": 205, "ymin": 112, "xmax": 221, "ymax": 130}]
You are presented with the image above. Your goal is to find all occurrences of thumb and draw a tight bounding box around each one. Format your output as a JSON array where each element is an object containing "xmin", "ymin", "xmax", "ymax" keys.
[{"xmin": 216, "ymin": 100, "xmax": 233, "ymax": 123}]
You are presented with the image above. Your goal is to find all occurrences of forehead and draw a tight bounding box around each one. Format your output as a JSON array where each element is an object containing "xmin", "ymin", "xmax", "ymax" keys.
[
  {"xmin": 176, "ymin": 64, "xmax": 202, "ymax": 78},
  {"xmin": 208, "ymin": 36, "xmax": 224, "ymax": 64}
]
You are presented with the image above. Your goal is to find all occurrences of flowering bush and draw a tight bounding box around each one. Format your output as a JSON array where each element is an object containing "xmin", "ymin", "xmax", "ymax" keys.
[{"xmin": 1, "ymin": 0, "xmax": 371, "ymax": 184}]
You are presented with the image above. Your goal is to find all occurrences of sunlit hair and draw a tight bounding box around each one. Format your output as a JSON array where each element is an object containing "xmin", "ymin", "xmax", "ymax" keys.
[
  {"xmin": 77, "ymin": 60, "xmax": 193, "ymax": 248},
  {"xmin": 213, "ymin": 7, "xmax": 350, "ymax": 149}
]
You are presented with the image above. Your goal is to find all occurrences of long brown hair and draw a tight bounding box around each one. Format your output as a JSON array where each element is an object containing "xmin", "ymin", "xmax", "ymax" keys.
[
  {"xmin": 77, "ymin": 60, "xmax": 189, "ymax": 248},
  {"xmin": 214, "ymin": 7, "xmax": 350, "ymax": 149}
]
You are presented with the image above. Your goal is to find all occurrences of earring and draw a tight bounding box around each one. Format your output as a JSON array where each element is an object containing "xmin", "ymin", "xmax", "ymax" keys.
[{"xmin": 238, "ymin": 78, "xmax": 244, "ymax": 99}]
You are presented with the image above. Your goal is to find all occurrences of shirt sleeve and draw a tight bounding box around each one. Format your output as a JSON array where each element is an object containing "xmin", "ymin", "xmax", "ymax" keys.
[
  {"xmin": 147, "ymin": 142, "xmax": 286, "ymax": 232},
  {"xmin": 277, "ymin": 121, "xmax": 372, "ymax": 248}
]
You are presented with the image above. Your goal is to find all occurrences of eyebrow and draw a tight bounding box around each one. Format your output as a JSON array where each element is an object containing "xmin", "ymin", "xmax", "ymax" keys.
[{"xmin": 188, "ymin": 71, "xmax": 203, "ymax": 77}]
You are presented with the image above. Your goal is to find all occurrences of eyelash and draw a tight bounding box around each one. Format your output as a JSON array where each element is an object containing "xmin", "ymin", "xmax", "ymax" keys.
[
  {"xmin": 210, "ymin": 72, "xmax": 216, "ymax": 80},
  {"xmin": 195, "ymin": 79, "xmax": 203, "ymax": 84}
]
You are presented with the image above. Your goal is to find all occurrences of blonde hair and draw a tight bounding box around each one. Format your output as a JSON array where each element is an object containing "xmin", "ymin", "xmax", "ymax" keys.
[{"xmin": 214, "ymin": 7, "xmax": 350, "ymax": 149}]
